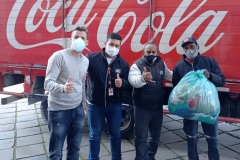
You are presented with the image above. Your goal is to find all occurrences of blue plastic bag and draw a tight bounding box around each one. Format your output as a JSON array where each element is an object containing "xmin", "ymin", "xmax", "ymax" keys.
[{"xmin": 168, "ymin": 70, "xmax": 220, "ymax": 124}]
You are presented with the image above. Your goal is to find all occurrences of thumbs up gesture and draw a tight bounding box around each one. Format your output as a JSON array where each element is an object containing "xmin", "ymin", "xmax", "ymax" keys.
[
  {"xmin": 142, "ymin": 67, "xmax": 155, "ymax": 83},
  {"xmin": 64, "ymin": 76, "xmax": 74, "ymax": 93},
  {"xmin": 115, "ymin": 74, "xmax": 122, "ymax": 88}
]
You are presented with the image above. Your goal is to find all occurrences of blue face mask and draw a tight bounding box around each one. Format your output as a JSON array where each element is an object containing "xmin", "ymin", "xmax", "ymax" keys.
[
  {"xmin": 144, "ymin": 55, "xmax": 157, "ymax": 64},
  {"xmin": 71, "ymin": 38, "xmax": 86, "ymax": 53}
]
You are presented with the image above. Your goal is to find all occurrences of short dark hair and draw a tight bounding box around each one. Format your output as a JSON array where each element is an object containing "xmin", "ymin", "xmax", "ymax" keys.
[
  {"xmin": 106, "ymin": 32, "xmax": 122, "ymax": 42},
  {"xmin": 72, "ymin": 26, "xmax": 88, "ymax": 39}
]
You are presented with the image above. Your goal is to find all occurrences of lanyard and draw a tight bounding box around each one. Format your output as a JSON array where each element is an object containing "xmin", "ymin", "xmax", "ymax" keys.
[
  {"xmin": 107, "ymin": 66, "xmax": 114, "ymax": 96},
  {"xmin": 106, "ymin": 57, "xmax": 117, "ymax": 96},
  {"xmin": 107, "ymin": 66, "xmax": 112, "ymax": 88}
]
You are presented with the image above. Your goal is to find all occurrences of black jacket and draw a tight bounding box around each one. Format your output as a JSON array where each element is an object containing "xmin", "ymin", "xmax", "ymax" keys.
[
  {"xmin": 133, "ymin": 56, "xmax": 165, "ymax": 108},
  {"xmin": 172, "ymin": 54, "xmax": 225, "ymax": 87},
  {"xmin": 86, "ymin": 48, "xmax": 131, "ymax": 106}
]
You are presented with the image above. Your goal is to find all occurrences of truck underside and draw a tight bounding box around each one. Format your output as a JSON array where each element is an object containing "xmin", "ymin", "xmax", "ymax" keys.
[{"xmin": 1, "ymin": 72, "xmax": 240, "ymax": 139}]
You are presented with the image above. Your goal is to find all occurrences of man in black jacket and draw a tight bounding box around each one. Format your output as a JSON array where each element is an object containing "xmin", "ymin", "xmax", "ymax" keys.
[
  {"xmin": 172, "ymin": 37, "xmax": 225, "ymax": 160},
  {"xmin": 128, "ymin": 42, "xmax": 172, "ymax": 160},
  {"xmin": 86, "ymin": 33, "xmax": 131, "ymax": 160}
]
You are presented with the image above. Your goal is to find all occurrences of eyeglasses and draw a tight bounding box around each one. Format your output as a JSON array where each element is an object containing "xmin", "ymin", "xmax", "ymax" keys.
[{"xmin": 146, "ymin": 51, "xmax": 156, "ymax": 54}]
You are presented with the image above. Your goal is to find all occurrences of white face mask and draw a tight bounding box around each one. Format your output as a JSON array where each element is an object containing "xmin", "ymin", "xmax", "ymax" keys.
[
  {"xmin": 105, "ymin": 45, "xmax": 119, "ymax": 57},
  {"xmin": 71, "ymin": 38, "xmax": 86, "ymax": 53},
  {"xmin": 185, "ymin": 49, "xmax": 198, "ymax": 59}
]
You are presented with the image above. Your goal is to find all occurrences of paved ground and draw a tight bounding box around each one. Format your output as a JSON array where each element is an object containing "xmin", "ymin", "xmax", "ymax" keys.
[{"xmin": 0, "ymin": 91, "xmax": 240, "ymax": 159}]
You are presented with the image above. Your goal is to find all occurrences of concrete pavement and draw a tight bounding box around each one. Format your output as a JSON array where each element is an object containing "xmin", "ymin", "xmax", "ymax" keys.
[{"xmin": 0, "ymin": 96, "xmax": 240, "ymax": 160}]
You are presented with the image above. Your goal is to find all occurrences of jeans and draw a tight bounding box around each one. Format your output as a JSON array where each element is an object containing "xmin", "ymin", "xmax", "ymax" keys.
[
  {"xmin": 87, "ymin": 103, "xmax": 122, "ymax": 160},
  {"xmin": 134, "ymin": 106, "xmax": 163, "ymax": 160},
  {"xmin": 48, "ymin": 103, "xmax": 85, "ymax": 160},
  {"xmin": 183, "ymin": 119, "xmax": 220, "ymax": 160}
]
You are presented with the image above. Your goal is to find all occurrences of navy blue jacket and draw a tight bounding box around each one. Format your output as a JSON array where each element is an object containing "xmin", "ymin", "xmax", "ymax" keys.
[
  {"xmin": 86, "ymin": 48, "xmax": 131, "ymax": 106},
  {"xmin": 172, "ymin": 53, "xmax": 225, "ymax": 87}
]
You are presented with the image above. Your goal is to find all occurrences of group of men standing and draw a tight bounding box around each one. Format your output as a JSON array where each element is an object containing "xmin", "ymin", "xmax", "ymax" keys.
[{"xmin": 44, "ymin": 25, "xmax": 225, "ymax": 160}]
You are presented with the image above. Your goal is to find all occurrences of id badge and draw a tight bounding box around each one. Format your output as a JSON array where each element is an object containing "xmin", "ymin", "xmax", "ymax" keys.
[{"xmin": 108, "ymin": 88, "xmax": 114, "ymax": 96}]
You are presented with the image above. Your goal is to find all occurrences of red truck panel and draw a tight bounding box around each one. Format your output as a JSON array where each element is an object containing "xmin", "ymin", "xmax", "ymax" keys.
[{"xmin": 0, "ymin": 0, "xmax": 240, "ymax": 92}]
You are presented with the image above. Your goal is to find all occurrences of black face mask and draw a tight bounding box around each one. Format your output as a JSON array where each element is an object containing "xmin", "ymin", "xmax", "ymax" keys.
[{"xmin": 144, "ymin": 55, "xmax": 157, "ymax": 64}]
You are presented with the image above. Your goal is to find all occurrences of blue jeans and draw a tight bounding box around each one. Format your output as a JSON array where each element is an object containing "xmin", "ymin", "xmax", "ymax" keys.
[
  {"xmin": 183, "ymin": 119, "xmax": 220, "ymax": 160},
  {"xmin": 134, "ymin": 106, "xmax": 163, "ymax": 160},
  {"xmin": 48, "ymin": 103, "xmax": 85, "ymax": 160},
  {"xmin": 87, "ymin": 103, "xmax": 122, "ymax": 160}
]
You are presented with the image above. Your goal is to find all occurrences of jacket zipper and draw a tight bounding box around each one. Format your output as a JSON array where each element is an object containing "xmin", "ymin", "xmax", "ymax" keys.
[
  {"xmin": 104, "ymin": 58, "xmax": 119, "ymax": 106},
  {"xmin": 185, "ymin": 58, "xmax": 195, "ymax": 70},
  {"xmin": 104, "ymin": 68, "xmax": 108, "ymax": 107},
  {"xmin": 191, "ymin": 59, "xmax": 195, "ymax": 70},
  {"xmin": 154, "ymin": 66, "xmax": 158, "ymax": 107}
]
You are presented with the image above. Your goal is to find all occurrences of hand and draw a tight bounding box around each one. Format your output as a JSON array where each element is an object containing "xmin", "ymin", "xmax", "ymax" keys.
[
  {"xmin": 64, "ymin": 76, "xmax": 74, "ymax": 93},
  {"xmin": 204, "ymin": 70, "xmax": 210, "ymax": 79},
  {"xmin": 142, "ymin": 67, "xmax": 155, "ymax": 83},
  {"xmin": 115, "ymin": 74, "xmax": 123, "ymax": 88},
  {"xmin": 83, "ymin": 103, "xmax": 88, "ymax": 116}
]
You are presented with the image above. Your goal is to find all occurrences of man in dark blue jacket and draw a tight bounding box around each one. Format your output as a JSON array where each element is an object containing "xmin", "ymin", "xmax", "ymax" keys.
[
  {"xmin": 86, "ymin": 32, "xmax": 131, "ymax": 160},
  {"xmin": 172, "ymin": 37, "xmax": 225, "ymax": 160}
]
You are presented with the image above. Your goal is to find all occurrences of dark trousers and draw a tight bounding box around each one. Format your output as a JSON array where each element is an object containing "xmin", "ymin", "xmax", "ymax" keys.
[
  {"xmin": 183, "ymin": 119, "xmax": 220, "ymax": 160},
  {"xmin": 134, "ymin": 106, "xmax": 163, "ymax": 160}
]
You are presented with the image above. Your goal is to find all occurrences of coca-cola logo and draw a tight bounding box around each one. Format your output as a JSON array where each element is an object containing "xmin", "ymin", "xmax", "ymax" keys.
[{"xmin": 7, "ymin": 0, "xmax": 228, "ymax": 54}]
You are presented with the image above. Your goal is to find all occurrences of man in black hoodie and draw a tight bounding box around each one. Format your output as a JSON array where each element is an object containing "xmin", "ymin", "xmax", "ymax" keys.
[
  {"xmin": 86, "ymin": 33, "xmax": 131, "ymax": 160},
  {"xmin": 172, "ymin": 37, "xmax": 225, "ymax": 160}
]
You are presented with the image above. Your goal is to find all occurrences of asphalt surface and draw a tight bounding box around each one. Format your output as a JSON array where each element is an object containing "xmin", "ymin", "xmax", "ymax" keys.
[{"xmin": 0, "ymin": 85, "xmax": 240, "ymax": 160}]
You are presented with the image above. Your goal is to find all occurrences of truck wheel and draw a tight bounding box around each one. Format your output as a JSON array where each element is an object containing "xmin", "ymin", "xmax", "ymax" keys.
[
  {"xmin": 120, "ymin": 91, "xmax": 134, "ymax": 139},
  {"xmin": 40, "ymin": 98, "xmax": 48, "ymax": 123},
  {"xmin": 103, "ymin": 104, "xmax": 134, "ymax": 139},
  {"xmin": 121, "ymin": 104, "xmax": 134, "ymax": 139}
]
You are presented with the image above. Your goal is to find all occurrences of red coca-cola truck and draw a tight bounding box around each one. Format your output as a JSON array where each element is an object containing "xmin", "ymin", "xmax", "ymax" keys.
[{"xmin": 1, "ymin": 0, "xmax": 240, "ymax": 138}]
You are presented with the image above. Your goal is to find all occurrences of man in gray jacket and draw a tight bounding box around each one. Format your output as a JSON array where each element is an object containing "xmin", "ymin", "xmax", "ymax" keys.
[{"xmin": 44, "ymin": 26, "xmax": 89, "ymax": 160}]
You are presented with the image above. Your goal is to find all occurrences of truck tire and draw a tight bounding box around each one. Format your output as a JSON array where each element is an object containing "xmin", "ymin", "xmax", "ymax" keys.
[
  {"xmin": 40, "ymin": 98, "xmax": 48, "ymax": 123},
  {"xmin": 120, "ymin": 91, "xmax": 134, "ymax": 139},
  {"xmin": 120, "ymin": 104, "xmax": 134, "ymax": 139}
]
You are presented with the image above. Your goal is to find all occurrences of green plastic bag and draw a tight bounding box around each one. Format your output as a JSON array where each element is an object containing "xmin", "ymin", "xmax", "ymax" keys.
[{"xmin": 168, "ymin": 70, "xmax": 220, "ymax": 124}]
